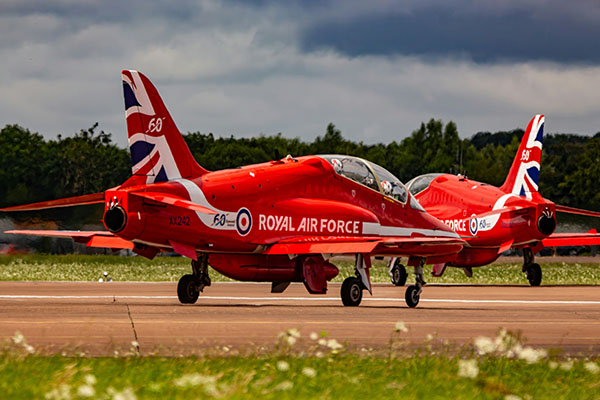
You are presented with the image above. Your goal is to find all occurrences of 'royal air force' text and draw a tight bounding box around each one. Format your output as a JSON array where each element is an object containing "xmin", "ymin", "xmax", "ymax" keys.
[{"xmin": 258, "ymin": 215, "xmax": 360, "ymax": 234}]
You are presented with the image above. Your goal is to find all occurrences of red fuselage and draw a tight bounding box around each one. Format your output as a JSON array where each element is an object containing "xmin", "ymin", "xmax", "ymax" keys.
[{"xmin": 104, "ymin": 156, "xmax": 461, "ymax": 281}]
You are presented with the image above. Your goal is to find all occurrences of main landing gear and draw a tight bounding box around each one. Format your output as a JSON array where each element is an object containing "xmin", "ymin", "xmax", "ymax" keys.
[
  {"xmin": 341, "ymin": 276, "xmax": 363, "ymax": 306},
  {"xmin": 522, "ymin": 248, "xmax": 542, "ymax": 287},
  {"xmin": 177, "ymin": 254, "xmax": 211, "ymax": 304}
]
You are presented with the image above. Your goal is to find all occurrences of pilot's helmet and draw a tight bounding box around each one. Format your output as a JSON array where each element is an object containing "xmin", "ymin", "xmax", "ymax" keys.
[
  {"xmin": 381, "ymin": 180, "xmax": 393, "ymax": 196},
  {"xmin": 331, "ymin": 158, "xmax": 343, "ymax": 173}
]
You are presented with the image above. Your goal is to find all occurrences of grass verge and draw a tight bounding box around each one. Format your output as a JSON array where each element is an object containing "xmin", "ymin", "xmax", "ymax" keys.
[
  {"xmin": 1, "ymin": 349, "xmax": 599, "ymax": 399},
  {"xmin": 2, "ymin": 254, "xmax": 600, "ymax": 285}
]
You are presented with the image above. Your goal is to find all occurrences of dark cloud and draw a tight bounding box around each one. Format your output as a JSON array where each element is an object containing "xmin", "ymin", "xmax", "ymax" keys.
[{"xmin": 300, "ymin": 5, "xmax": 600, "ymax": 64}]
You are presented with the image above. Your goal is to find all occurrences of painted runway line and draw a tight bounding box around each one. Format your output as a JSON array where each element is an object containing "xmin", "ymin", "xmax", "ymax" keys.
[{"xmin": 1, "ymin": 294, "xmax": 600, "ymax": 305}]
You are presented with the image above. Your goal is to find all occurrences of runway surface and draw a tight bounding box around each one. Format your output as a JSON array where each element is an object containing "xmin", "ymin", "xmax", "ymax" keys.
[{"xmin": 1, "ymin": 281, "xmax": 599, "ymax": 356}]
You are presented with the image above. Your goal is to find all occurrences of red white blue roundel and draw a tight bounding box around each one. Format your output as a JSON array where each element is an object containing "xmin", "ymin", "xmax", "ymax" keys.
[
  {"xmin": 236, "ymin": 208, "xmax": 252, "ymax": 236},
  {"xmin": 469, "ymin": 215, "xmax": 478, "ymax": 235}
]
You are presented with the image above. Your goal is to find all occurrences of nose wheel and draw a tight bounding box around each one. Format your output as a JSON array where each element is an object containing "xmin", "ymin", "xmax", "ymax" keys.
[
  {"xmin": 404, "ymin": 258, "xmax": 426, "ymax": 308},
  {"xmin": 389, "ymin": 258, "xmax": 408, "ymax": 286},
  {"xmin": 405, "ymin": 285, "xmax": 421, "ymax": 308}
]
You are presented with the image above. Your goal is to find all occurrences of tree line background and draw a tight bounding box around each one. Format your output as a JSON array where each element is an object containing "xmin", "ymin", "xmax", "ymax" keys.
[{"xmin": 1, "ymin": 120, "xmax": 599, "ymax": 212}]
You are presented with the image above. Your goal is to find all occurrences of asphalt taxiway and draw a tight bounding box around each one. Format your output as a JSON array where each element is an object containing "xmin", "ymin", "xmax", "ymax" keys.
[{"xmin": 1, "ymin": 282, "xmax": 599, "ymax": 355}]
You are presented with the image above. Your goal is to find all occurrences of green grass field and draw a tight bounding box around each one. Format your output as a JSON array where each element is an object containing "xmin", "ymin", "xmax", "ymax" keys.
[
  {"xmin": 1, "ymin": 345, "xmax": 599, "ymax": 399},
  {"xmin": 1, "ymin": 254, "xmax": 600, "ymax": 285}
]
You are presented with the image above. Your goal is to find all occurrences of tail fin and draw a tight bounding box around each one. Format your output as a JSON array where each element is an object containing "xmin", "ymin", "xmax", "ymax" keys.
[
  {"xmin": 121, "ymin": 70, "xmax": 207, "ymax": 185},
  {"xmin": 499, "ymin": 115, "xmax": 544, "ymax": 199}
]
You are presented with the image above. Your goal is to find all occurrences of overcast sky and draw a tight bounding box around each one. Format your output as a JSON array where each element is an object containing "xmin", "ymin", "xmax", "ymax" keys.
[{"xmin": 1, "ymin": 0, "xmax": 600, "ymax": 148}]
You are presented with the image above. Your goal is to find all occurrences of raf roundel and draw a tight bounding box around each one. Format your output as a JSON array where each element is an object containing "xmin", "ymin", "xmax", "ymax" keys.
[
  {"xmin": 469, "ymin": 215, "xmax": 478, "ymax": 236},
  {"xmin": 236, "ymin": 208, "xmax": 253, "ymax": 236}
]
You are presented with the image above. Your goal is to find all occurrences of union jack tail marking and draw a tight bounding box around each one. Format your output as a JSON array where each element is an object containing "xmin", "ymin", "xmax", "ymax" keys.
[
  {"xmin": 121, "ymin": 70, "xmax": 207, "ymax": 185},
  {"xmin": 499, "ymin": 115, "xmax": 544, "ymax": 200}
]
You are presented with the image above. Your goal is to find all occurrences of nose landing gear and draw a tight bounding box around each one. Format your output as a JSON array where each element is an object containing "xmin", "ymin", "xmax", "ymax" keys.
[
  {"xmin": 177, "ymin": 254, "xmax": 211, "ymax": 304},
  {"xmin": 405, "ymin": 259, "xmax": 426, "ymax": 308},
  {"xmin": 388, "ymin": 257, "xmax": 408, "ymax": 286}
]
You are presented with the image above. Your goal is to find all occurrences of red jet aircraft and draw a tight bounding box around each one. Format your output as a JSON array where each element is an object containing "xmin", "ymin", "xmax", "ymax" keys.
[
  {"xmin": 2, "ymin": 70, "xmax": 465, "ymax": 308},
  {"xmin": 386, "ymin": 115, "xmax": 600, "ymax": 287}
]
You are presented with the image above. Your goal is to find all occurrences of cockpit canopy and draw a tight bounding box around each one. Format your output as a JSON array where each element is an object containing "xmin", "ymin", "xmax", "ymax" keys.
[
  {"xmin": 406, "ymin": 173, "xmax": 443, "ymax": 196},
  {"xmin": 320, "ymin": 155, "xmax": 424, "ymax": 211}
]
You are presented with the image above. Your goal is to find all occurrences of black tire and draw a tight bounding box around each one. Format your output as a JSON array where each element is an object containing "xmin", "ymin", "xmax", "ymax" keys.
[
  {"xmin": 526, "ymin": 263, "xmax": 542, "ymax": 287},
  {"xmin": 405, "ymin": 285, "xmax": 420, "ymax": 308},
  {"xmin": 177, "ymin": 274, "xmax": 200, "ymax": 304},
  {"xmin": 390, "ymin": 260, "xmax": 408, "ymax": 286},
  {"xmin": 341, "ymin": 277, "xmax": 363, "ymax": 306}
]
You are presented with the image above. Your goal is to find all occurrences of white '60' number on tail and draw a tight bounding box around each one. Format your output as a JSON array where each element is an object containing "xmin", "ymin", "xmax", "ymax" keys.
[{"xmin": 148, "ymin": 117, "xmax": 163, "ymax": 133}]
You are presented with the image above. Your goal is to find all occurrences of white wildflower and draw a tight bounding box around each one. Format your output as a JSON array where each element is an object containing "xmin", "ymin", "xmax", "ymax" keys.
[
  {"xmin": 549, "ymin": 361, "xmax": 558, "ymax": 369},
  {"xmin": 326, "ymin": 339, "xmax": 343, "ymax": 350},
  {"xmin": 287, "ymin": 328, "xmax": 301, "ymax": 338},
  {"xmin": 111, "ymin": 387, "xmax": 137, "ymax": 400},
  {"xmin": 174, "ymin": 373, "xmax": 216, "ymax": 388},
  {"xmin": 24, "ymin": 344, "xmax": 35, "ymax": 354},
  {"xmin": 76, "ymin": 385, "xmax": 95, "ymax": 398},
  {"xmin": 302, "ymin": 367, "xmax": 317, "ymax": 378},
  {"xmin": 285, "ymin": 336, "xmax": 297, "ymax": 346},
  {"xmin": 318, "ymin": 338, "xmax": 327, "ymax": 346},
  {"xmin": 474, "ymin": 336, "xmax": 496, "ymax": 355},
  {"xmin": 506, "ymin": 344, "xmax": 523, "ymax": 358},
  {"xmin": 457, "ymin": 359, "xmax": 479, "ymax": 379},
  {"xmin": 274, "ymin": 380, "xmax": 293, "ymax": 391},
  {"xmin": 584, "ymin": 361, "xmax": 600, "ymax": 374},
  {"xmin": 315, "ymin": 351, "xmax": 324, "ymax": 358},
  {"xmin": 504, "ymin": 395, "xmax": 522, "ymax": 400},
  {"xmin": 394, "ymin": 322, "xmax": 408, "ymax": 333},
  {"xmin": 560, "ymin": 361, "xmax": 574, "ymax": 371},
  {"xmin": 83, "ymin": 374, "xmax": 97, "ymax": 386},
  {"xmin": 309, "ymin": 332, "xmax": 319, "ymax": 341},
  {"xmin": 517, "ymin": 347, "xmax": 547, "ymax": 364},
  {"xmin": 45, "ymin": 384, "xmax": 71, "ymax": 400},
  {"xmin": 130, "ymin": 341, "xmax": 139, "ymax": 348},
  {"xmin": 425, "ymin": 334, "xmax": 433, "ymax": 342},
  {"xmin": 11, "ymin": 331, "xmax": 24, "ymax": 345},
  {"xmin": 276, "ymin": 360, "xmax": 290, "ymax": 372},
  {"xmin": 222, "ymin": 346, "xmax": 230, "ymax": 352}
]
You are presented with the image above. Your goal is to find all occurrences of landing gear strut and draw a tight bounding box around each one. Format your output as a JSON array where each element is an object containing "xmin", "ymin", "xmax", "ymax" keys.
[
  {"xmin": 405, "ymin": 259, "xmax": 426, "ymax": 308},
  {"xmin": 522, "ymin": 248, "xmax": 542, "ymax": 287},
  {"xmin": 177, "ymin": 254, "xmax": 211, "ymax": 304}
]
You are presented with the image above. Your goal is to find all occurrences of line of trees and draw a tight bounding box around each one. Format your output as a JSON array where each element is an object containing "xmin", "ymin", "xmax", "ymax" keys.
[{"xmin": 1, "ymin": 121, "xmax": 599, "ymax": 211}]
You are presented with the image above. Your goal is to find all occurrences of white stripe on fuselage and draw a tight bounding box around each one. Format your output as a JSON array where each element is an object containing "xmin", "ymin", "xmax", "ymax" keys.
[
  {"xmin": 173, "ymin": 178, "xmax": 237, "ymax": 231},
  {"xmin": 362, "ymin": 222, "xmax": 460, "ymax": 238}
]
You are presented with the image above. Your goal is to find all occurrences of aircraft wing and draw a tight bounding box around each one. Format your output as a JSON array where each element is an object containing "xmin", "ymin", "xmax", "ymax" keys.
[
  {"xmin": 0, "ymin": 193, "xmax": 104, "ymax": 211},
  {"xmin": 5, "ymin": 230, "xmax": 134, "ymax": 249},
  {"xmin": 541, "ymin": 230, "xmax": 600, "ymax": 247},
  {"xmin": 264, "ymin": 235, "xmax": 464, "ymax": 257},
  {"xmin": 555, "ymin": 205, "xmax": 600, "ymax": 218}
]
